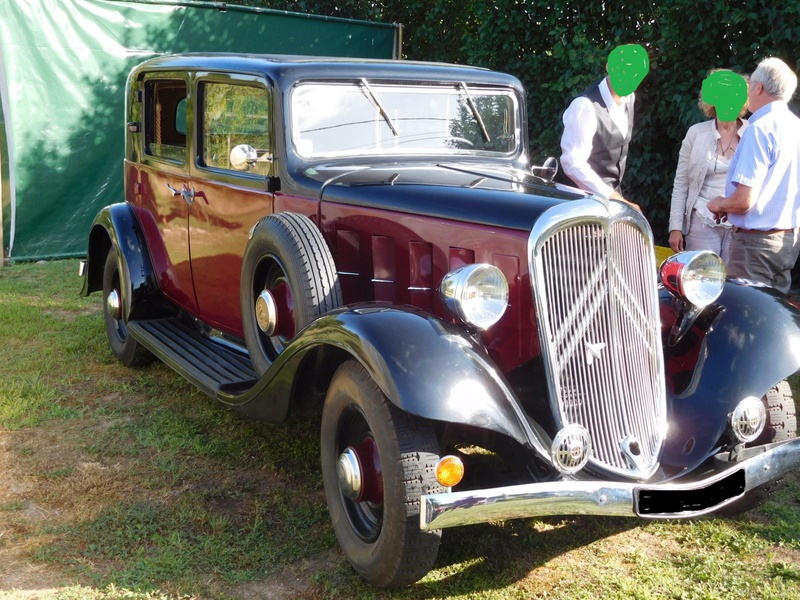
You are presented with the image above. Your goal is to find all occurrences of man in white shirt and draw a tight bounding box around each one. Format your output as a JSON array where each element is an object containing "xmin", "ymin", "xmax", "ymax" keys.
[
  {"xmin": 708, "ymin": 57, "xmax": 800, "ymax": 294},
  {"xmin": 560, "ymin": 44, "xmax": 649, "ymax": 206}
]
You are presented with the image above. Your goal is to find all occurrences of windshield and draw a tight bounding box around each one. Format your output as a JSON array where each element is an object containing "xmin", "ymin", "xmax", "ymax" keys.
[{"xmin": 290, "ymin": 81, "xmax": 521, "ymax": 159}]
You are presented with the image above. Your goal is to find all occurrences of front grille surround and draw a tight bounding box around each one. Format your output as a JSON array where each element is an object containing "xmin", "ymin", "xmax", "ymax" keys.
[{"xmin": 528, "ymin": 199, "xmax": 666, "ymax": 480}]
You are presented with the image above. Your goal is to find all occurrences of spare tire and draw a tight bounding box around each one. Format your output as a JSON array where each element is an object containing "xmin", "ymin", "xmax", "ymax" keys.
[{"xmin": 240, "ymin": 212, "xmax": 342, "ymax": 376}]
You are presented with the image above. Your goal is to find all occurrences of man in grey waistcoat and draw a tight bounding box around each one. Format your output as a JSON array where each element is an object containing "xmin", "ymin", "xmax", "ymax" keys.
[{"xmin": 560, "ymin": 44, "xmax": 649, "ymax": 208}]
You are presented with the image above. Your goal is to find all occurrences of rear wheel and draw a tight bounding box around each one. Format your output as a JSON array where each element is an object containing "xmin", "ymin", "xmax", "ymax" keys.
[
  {"xmin": 320, "ymin": 360, "xmax": 443, "ymax": 587},
  {"xmin": 102, "ymin": 249, "xmax": 153, "ymax": 367}
]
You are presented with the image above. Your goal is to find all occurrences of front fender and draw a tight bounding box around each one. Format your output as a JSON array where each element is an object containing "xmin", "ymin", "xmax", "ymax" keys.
[
  {"xmin": 81, "ymin": 202, "xmax": 164, "ymax": 321},
  {"xmin": 661, "ymin": 281, "xmax": 800, "ymax": 472},
  {"xmin": 234, "ymin": 305, "xmax": 550, "ymax": 461}
]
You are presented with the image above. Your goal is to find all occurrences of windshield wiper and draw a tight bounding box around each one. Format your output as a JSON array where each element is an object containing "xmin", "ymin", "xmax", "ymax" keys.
[
  {"xmin": 360, "ymin": 78, "xmax": 398, "ymax": 137},
  {"xmin": 459, "ymin": 82, "xmax": 491, "ymax": 143}
]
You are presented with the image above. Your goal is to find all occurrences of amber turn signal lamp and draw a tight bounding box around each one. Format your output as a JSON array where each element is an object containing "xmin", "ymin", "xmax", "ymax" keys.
[{"xmin": 435, "ymin": 455, "xmax": 465, "ymax": 487}]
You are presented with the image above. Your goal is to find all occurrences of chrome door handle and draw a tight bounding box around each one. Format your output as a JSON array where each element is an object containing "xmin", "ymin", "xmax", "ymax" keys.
[{"xmin": 167, "ymin": 184, "xmax": 195, "ymax": 205}]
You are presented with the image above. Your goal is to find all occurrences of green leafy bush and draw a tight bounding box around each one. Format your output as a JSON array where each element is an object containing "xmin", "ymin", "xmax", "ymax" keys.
[{"xmin": 247, "ymin": 0, "xmax": 800, "ymax": 243}]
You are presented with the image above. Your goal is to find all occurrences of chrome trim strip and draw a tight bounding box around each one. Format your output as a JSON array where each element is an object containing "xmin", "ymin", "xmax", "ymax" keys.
[{"xmin": 420, "ymin": 437, "xmax": 800, "ymax": 530}]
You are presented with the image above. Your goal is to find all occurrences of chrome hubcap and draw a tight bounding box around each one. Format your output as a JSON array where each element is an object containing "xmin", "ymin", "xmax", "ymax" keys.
[
  {"xmin": 255, "ymin": 290, "xmax": 278, "ymax": 335},
  {"xmin": 337, "ymin": 447, "xmax": 362, "ymax": 501},
  {"xmin": 106, "ymin": 289, "xmax": 122, "ymax": 321}
]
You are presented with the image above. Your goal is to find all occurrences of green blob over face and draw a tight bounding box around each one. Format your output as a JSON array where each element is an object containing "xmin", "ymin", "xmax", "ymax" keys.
[
  {"xmin": 701, "ymin": 70, "xmax": 748, "ymax": 121},
  {"xmin": 607, "ymin": 44, "xmax": 650, "ymax": 96}
]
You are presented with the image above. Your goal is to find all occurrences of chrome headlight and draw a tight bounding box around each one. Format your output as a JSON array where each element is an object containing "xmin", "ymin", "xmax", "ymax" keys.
[
  {"xmin": 439, "ymin": 264, "xmax": 508, "ymax": 329},
  {"xmin": 730, "ymin": 397, "xmax": 766, "ymax": 443},
  {"xmin": 660, "ymin": 250, "xmax": 726, "ymax": 307}
]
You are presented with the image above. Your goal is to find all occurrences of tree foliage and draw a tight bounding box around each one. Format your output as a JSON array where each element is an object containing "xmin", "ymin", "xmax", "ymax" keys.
[{"xmin": 242, "ymin": 0, "xmax": 800, "ymax": 242}]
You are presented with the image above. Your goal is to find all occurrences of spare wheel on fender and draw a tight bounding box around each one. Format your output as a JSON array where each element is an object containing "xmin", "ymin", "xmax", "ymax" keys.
[{"xmin": 240, "ymin": 212, "xmax": 342, "ymax": 376}]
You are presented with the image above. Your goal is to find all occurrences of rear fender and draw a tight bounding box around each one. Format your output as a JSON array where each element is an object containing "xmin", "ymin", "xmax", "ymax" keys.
[
  {"xmin": 234, "ymin": 306, "xmax": 550, "ymax": 460},
  {"xmin": 661, "ymin": 282, "xmax": 800, "ymax": 471},
  {"xmin": 81, "ymin": 203, "xmax": 164, "ymax": 321}
]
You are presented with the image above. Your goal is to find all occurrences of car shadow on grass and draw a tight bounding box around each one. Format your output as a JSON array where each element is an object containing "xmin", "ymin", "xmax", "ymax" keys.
[{"xmin": 421, "ymin": 514, "xmax": 639, "ymax": 594}]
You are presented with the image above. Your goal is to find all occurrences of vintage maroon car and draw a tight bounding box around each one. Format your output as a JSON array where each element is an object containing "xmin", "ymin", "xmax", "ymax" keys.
[{"xmin": 81, "ymin": 53, "xmax": 800, "ymax": 587}]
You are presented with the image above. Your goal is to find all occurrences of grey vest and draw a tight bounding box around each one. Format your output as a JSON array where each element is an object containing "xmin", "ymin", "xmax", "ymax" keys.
[{"xmin": 581, "ymin": 81, "xmax": 634, "ymax": 192}]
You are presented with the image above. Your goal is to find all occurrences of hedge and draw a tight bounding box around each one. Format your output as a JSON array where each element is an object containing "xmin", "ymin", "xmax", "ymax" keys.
[{"xmin": 244, "ymin": 0, "xmax": 800, "ymax": 244}]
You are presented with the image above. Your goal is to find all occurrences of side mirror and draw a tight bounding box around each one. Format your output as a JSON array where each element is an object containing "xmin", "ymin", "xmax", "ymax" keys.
[
  {"xmin": 230, "ymin": 144, "xmax": 258, "ymax": 171},
  {"xmin": 531, "ymin": 156, "xmax": 558, "ymax": 182}
]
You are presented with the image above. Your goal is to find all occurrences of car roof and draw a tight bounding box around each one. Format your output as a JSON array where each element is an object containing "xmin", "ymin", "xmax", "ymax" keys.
[{"xmin": 130, "ymin": 53, "xmax": 524, "ymax": 89}]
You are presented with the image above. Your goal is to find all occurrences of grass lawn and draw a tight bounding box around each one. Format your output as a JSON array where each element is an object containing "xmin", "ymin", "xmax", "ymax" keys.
[{"xmin": 0, "ymin": 259, "xmax": 798, "ymax": 599}]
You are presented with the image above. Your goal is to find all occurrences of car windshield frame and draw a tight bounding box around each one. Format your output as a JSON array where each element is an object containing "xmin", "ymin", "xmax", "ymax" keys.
[{"xmin": 289, "ymin": 80, "xmax": 522, "ymax": 160}]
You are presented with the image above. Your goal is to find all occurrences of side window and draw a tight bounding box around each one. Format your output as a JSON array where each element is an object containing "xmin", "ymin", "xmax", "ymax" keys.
[
  {"xmin": 144, "ymin": 80, "xmax": 187, "ymax": 162},
  {"xmin": 201, "ymin": 82, "xmax": 272, "ymax": 176}
]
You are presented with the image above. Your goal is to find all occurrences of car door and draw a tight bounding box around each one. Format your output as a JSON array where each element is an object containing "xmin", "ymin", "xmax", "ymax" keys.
[
  {"xmin": 131, "ymin": 73, "xmax": 198, "ymax": 313},
  {"xmin": 188, "ymin": 75, "xmax": 275, "ymax": 336}
]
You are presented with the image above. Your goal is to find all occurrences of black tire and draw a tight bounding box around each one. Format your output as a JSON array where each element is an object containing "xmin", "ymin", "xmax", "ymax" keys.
[
  {"xmin": 102, "ymin": 249, "xmax": 153, "ymax": 367},
  {"xmin": 756, "ymin": 380, "xmax": 797, "ymax": 444},
  {"xmin": 241, "ymin": 213, "xmax": 342, "ymax": 376},
  {"xmin": 320, "ymin": 360, "xmax": 443, "ymax": 588}
]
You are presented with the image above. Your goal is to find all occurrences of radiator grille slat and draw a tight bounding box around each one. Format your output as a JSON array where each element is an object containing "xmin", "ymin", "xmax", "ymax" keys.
[{"xmin": 533, "ymin": 213, "xmax": 665, "ymax": 479}]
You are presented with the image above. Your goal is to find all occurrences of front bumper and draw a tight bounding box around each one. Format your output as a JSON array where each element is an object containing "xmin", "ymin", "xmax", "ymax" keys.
[{"xmin": 420, "ymin": 437, "xmax": 800, "ymax": 530}]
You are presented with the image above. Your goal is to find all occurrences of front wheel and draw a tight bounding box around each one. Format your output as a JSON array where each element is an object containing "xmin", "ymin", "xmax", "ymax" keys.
[
  {"xmin": 756, "ymin": 380, "xmax": 797, "ymax": 443},
  {"xmin": 721, "ymin": 380, "xmax": 797, "ymax": 516},
  {"xmin": 320, "ymin": 360, "xmax": 444, "ymax": 587}
]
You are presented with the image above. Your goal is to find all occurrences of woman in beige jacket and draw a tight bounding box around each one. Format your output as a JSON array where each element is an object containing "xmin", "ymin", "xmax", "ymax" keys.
[{"xmin": 669, "ymin": 71, "xmax": 748, "ymax": 263}]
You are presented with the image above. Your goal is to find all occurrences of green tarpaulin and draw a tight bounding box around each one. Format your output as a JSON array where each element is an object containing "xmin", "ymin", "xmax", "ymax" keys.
[{"xmin": 0, "ymin": 0, "xmax": 399, "ymax": 261}]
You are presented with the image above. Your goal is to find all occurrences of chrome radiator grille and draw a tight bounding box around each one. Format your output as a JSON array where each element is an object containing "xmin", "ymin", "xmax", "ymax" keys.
[{"xmin": 530, "ymin": 202, "xmax": 666, "ymax": 479}]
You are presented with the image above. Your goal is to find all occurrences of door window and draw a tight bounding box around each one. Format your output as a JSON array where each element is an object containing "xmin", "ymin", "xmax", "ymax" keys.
[
  {"xmin": 144, "ymin": 80, "xmax": 187, "ymax": 162},
  {"xmin": 201, "ymin": 82, "xmax": 272, "ymax": 176}
]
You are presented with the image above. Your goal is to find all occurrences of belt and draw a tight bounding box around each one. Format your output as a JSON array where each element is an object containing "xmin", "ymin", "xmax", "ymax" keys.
[{"xmin": 733, "ymin": 226, "xmax": 797, "ymax": 235}]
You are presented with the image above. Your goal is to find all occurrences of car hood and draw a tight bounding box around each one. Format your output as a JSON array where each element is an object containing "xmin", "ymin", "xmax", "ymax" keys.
[{"xmin": 299, "ymin": 162, "xmax": 592, "ymax": 232}]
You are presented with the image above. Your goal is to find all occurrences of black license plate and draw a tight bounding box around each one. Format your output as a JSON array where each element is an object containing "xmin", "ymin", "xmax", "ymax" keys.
[{"xmin": 637, "ymin": 469, "xmax": 746, "ymax": 515}]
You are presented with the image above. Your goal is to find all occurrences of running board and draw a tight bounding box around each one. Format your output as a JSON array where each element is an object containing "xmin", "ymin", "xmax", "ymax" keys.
[{"xmin": 127, "ymin": 318, "xmax": 258, "ymax": 398}]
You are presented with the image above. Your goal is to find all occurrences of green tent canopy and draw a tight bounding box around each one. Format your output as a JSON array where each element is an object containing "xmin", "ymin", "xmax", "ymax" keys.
[{"xmin": 0, "ymin": 0, "xmax": 400, "ymax": 261}]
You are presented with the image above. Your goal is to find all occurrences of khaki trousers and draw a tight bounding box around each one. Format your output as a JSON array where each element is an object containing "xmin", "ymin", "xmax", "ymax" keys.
[{"xmin": 727, "ymin": 228, "xmax": 800, "ymax": 294}]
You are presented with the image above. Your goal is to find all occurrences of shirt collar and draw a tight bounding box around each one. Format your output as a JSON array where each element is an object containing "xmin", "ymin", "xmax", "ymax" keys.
[
  {"xmin": 713, "ymin": 119, "xmax": 749, "ymax": 139},
  {"xmin": 750, "ymin": 100, "xmax": 788, "ymax": 123},
  {"xmin": 600, "ymin": 77, "xmax": 631, "ymax": 110}
]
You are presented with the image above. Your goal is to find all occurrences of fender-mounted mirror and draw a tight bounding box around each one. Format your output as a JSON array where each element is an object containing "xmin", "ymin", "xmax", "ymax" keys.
[{"xmin": 531, "ymin": 156, "xmax": 558, "ymax": 182}]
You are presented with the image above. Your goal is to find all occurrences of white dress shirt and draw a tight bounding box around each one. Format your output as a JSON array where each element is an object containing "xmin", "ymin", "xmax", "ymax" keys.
[
  {"xmin": 726, "ymin": 101, "xmax": 800, "ymax": 230},
  {"xmin": 560, "ymin": 78, "xmax": 633, "ymax": 198}
]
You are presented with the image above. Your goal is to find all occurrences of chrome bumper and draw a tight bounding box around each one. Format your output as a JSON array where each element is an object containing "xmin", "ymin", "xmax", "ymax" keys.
[{"xmin": 420, "ymin": 437, "xmax": 800, "ymax": 530}]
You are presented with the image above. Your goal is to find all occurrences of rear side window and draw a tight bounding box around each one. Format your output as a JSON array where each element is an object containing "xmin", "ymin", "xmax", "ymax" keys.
[
  {"xmin": 144, "ymin": 79, "xmax": 187, "ymax": 162},
  {"xmin": 200, "ymin": 82, "xmax": 272, "ymax": 176}
]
